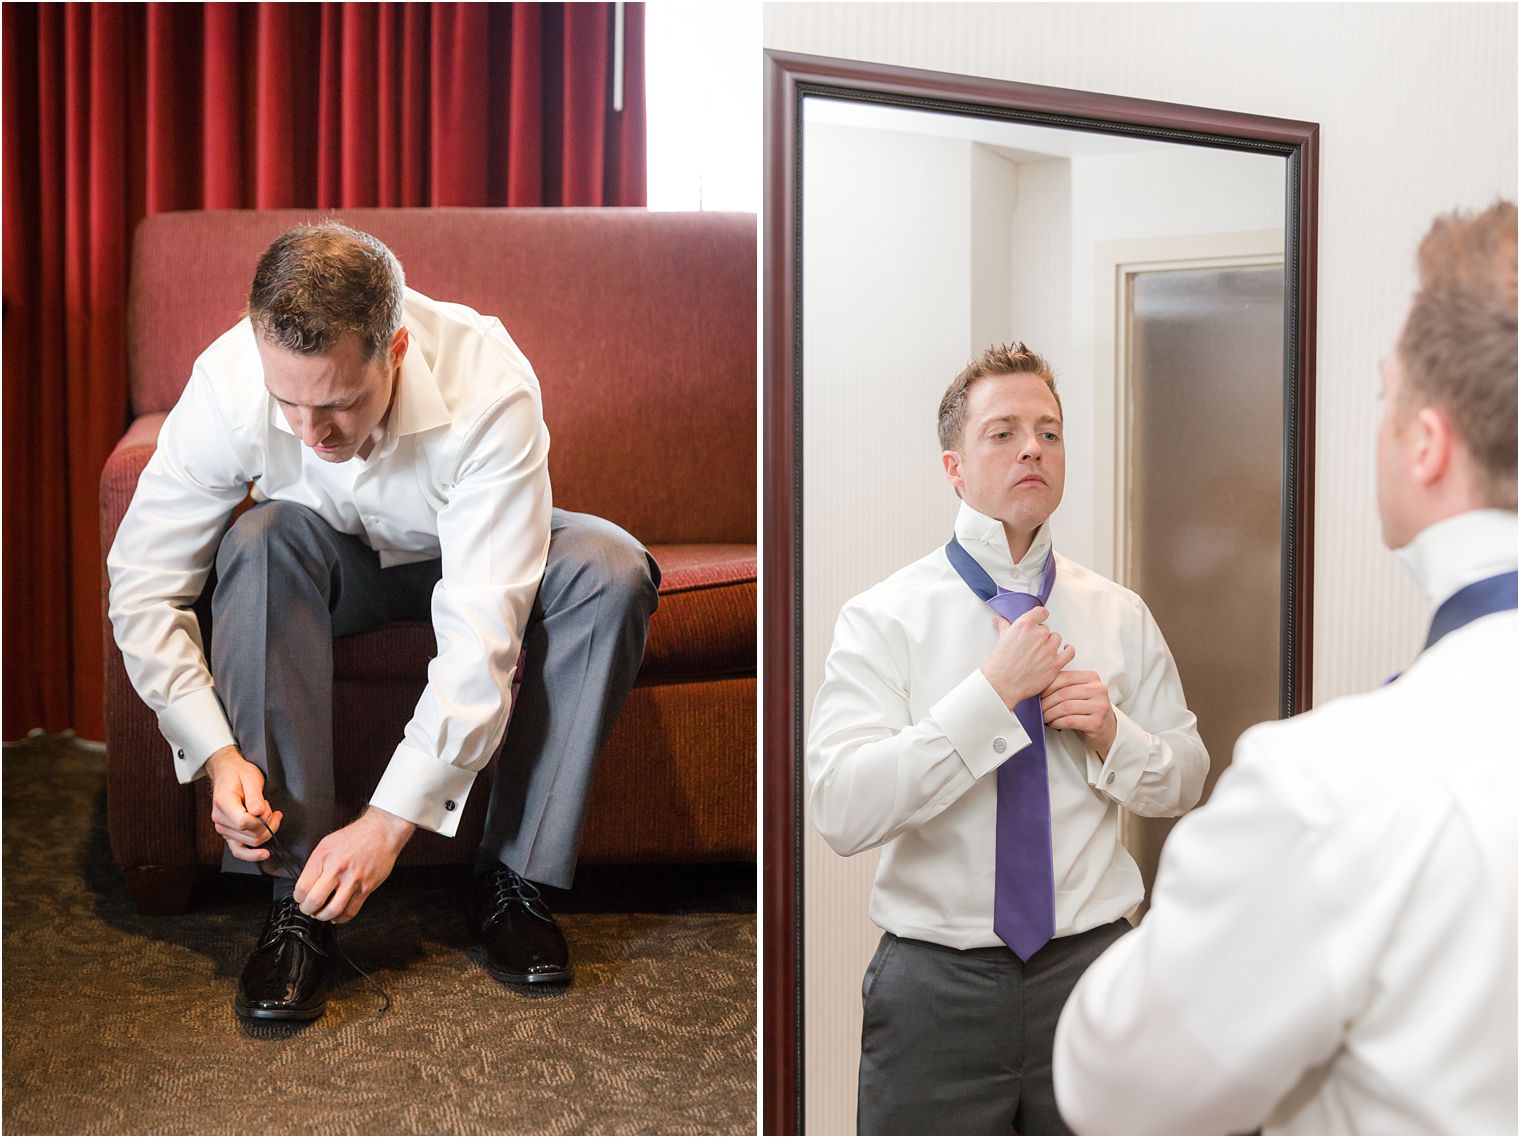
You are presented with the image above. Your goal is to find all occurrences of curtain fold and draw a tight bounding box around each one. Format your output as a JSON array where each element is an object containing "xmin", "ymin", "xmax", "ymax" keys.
[{"xmin": 1, "ymin": 1, "xmax": 647, "ymax": 740}]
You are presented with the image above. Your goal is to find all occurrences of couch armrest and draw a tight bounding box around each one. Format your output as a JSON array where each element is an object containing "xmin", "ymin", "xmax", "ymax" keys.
[
  {"xmin": 98, "ymin": 412, "xmax": 204, "ymax": 900},
  {"xmin": 99, "ymin": 413, "xmax": 166, "ymax": 554}
]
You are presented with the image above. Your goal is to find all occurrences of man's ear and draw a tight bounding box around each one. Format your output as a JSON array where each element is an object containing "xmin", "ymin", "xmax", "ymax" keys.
[
  {"xmin": 390, "ymin": 326, "xmax": 410, "ymax": 372},
  {"xmin": 942, "ymin": 450, "xmax": 963, "ymax": 494},
  {"xmin": 1409, "ymin": 405, "xmax": 1456, "ymax": 489}
]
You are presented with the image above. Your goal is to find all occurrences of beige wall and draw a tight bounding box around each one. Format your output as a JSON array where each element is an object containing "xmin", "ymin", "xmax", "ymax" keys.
[{"xmin": 767, "ymin": 4, "xmax": 1519, "ymax": 1133}]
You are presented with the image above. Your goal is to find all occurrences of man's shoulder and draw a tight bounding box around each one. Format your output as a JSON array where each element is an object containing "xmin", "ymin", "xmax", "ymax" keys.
[
  {"xmin": 832, "ymin": 546, "xmax": 960, "ymax": 644},
  {"xmin": 187, "ymin": 318, "xmax": 268, "ymax": 426},
  {"xmin": 841, "ymin": 546, "xmax": 956, "ymax": 616},
  {"xmin": 401, "ymin": 288, "xmax": 539, "ymax": 427},
  {"xmin": 1051, "ymin": 552, "xmax": 1147, "ymax": 618},
  {"xmin": 1251, "ymin": 612, "xmax": 1513, "ymax": 736},
  {"xmin": 402, "ymin": 288, "xmax": 498, "ymax": 340},
  {"xmin": 1237, "ymin": 620, "xmax": 1515, "ymax": 801},
  {"xmin": 1226, "ymin": 631, "xmax": 1517, "ymax": 901},
  {"xmin": 1237, "ymin": 685, "xmax": 1387, "ymax": 761}
]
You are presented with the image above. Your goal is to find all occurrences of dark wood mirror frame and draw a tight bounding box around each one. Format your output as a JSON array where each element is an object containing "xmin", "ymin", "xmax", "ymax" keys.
[{"xmin": 762, "ymin": 49, "xmax": 1318, "ymax": 1135}]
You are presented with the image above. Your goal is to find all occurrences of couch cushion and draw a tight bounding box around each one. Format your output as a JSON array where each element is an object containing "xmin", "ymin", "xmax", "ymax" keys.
[{"xmin": 640, "ymin": 544, "xmax": 756, "ymax": 681}]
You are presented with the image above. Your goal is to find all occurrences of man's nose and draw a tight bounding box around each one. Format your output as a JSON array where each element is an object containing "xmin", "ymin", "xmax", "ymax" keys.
[
  {"xmin": 1020, "ymin": 433, "xmax": 1042, "ymax": 461},
  {"xmin": 295, "ymin": 410, "xmax": 327, "ymax": 446}
]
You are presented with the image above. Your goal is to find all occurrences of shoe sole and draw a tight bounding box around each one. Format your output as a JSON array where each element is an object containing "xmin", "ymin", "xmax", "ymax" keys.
[
  {"xmin": 234, "ymin": 995, "xmax": 326, "ymax": 1022},
  {"xmin": 483, "ymin": 958, "xmax": 574, "ymax": 986}
]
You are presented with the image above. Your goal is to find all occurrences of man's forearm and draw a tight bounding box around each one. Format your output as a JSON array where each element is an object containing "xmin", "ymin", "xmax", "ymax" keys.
[
  {"xmin": 361, "ymin": 804, "xmax": 418, "ymax": 846},
  {"xmin": 810, "ymin": 666, "xmax": 1031, "ymax": 857}
]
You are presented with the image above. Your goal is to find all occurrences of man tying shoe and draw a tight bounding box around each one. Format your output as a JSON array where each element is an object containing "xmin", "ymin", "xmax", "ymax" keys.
[{"xmin": 107, "ymin": 221, "xmax": 659, "ymax": 1020}]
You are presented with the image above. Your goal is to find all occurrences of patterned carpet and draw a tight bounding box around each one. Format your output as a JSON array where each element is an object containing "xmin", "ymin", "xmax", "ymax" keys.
[{"xmin": 2, "ymin": 737, "xmax": 756, "ymax": 1135}]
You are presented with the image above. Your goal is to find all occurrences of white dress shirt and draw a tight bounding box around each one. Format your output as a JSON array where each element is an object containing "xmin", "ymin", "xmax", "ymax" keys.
[
  {"xmin": 807, "ymin": 501, "xmax": 1209, "ymax": 949},
  {"xmin": 1053, "ymin": 508, "xmax": 1519, "ymax": 1136},
  {"xmin": 106, "ymin": 288, "xmax": 552, "ymax": 837}
]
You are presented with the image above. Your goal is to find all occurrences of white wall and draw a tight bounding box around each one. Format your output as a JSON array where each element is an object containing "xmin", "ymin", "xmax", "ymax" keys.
[
  {"xmin": 772, "ymin": 4, "xmax": 1519, "ymax": 1133},
  {"xmin": 970, "ymin": 143, "xmax": 1022, "ymax": 353},
  {"xmin": 801, "ymin": 120, "xmax": 974, "ymax": 621},
  {"xmin": 1004, "ymin": 155, "xmax": 1075, "ymax": 532}
]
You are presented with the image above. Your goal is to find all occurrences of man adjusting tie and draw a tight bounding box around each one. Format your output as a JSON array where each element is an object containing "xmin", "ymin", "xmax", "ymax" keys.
[
  {"xmin": 808, "ymin": 344, "xmax": 1209, "ymax": 1134},
  {"xmin": 1053, "ymin": 201, "xmax": 1519, "ymax": 1135}
]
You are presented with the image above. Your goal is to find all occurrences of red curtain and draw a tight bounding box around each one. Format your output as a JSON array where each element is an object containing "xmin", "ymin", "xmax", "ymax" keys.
[{"xmin": 2, "ymin": 2, "xmax": 647, "ymax": 740}]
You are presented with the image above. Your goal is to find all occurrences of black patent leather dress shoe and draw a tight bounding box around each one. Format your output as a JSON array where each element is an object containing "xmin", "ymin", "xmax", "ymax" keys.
[
  {"xmin": 234, "ymin": 896, "xmax": 336, "ymax": 1021},
  {"xmin": 469, "ymin": 864, "xmax": 573, "ymax": 985}
]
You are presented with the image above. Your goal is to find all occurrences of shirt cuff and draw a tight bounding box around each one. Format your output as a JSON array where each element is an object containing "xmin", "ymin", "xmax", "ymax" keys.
[
  {"xmin": 369, "ymin": 741, "xmax": 480, "ymax": 837},
  {"xmin": 932, "ymin": 669, "xmax": 1030, "ymax": 780},
  {"xmin": 157, "ymin": 686, "xmax": 236, "ymax": 784},
  {"xmin": 1089, "ymin": 706, "xmax": 1149, "ymax": 803}
]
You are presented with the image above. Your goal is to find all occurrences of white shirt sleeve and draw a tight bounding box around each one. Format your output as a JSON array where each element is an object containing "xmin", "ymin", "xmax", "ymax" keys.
[
  {"xmin": 1052, "ymin": 731, "xmax": 1343, "ymax": 1136},
  {"xmin": 368, "ymin": 385, "xmax": 551, "ymax": 835},
  {"xmin": 806, "ymin": 600, "xmax": 1031, "ymax": 857},
  {"xmin": 1087, "ymin": 598, "xmax": 1209, "ymax": 818},
  {"xmin": 106, "ymin": 366, "xmax": 253, "ymax": 783}
]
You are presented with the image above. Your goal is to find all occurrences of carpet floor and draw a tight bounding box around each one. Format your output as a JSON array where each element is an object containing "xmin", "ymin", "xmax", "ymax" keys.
[{"xmin": 2, "ymin": 736, "xmax": 756, "ymax": 1135}]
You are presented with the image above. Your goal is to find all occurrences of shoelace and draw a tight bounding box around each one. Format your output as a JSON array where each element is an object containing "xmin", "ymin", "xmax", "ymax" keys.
[
  {"xmin": 485, "ymin": 865, "xmax": 548, "ymax": 925},
  {"xmin": 255, "ymin": 815, "xmax": 393, "ymax": 1015},
  {"xmin": 259, "ymin": 896, "xmax": 333, "ymax": 955}
]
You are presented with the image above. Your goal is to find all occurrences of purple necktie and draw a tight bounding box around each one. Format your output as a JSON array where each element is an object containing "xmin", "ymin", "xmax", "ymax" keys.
[{"xmin": 946, "ymin": 536, "xmax": 1058, "ymax": 961}]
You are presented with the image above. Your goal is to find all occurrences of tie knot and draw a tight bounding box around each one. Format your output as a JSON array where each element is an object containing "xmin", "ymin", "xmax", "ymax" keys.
[{"xmin": 988, "ymin": 588, "xmax": 1041, "ymax": 622}]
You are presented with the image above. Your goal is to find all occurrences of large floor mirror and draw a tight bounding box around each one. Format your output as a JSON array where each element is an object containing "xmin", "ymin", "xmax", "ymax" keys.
[{"xmin": 762, "ymin": 51, "xmax": 1318, "ymax": 1135}]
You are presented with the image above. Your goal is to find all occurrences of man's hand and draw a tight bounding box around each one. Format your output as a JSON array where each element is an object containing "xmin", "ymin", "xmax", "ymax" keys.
[
  {"xmin": 1041, "ymin": 670, "xmax": 1118, "ymax": 759},
  {"xmin": 982, "ymin": 606, "xmax": 1077, "ymax": 709},
  {"xmin": 207, "ymin": 746, "xmax": 283, "ymax": 864},
  {"xmin": 294, "ymin": 807, "xmax": 416, "ymax": 924}
]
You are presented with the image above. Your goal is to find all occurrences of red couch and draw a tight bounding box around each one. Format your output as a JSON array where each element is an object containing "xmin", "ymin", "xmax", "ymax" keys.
[{"xmin": 99, "ymin": 208, "xmax": 756, "ymax": 914}]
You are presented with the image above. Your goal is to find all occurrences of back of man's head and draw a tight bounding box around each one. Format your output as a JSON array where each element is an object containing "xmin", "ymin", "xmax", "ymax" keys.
[
  {"xmin": 247, "ymin": 221, "xmax": 406, "ymax": 363},
  {"xmin": 1397, "ymin": 200, "xmax": 1517, "ymax": 509}
]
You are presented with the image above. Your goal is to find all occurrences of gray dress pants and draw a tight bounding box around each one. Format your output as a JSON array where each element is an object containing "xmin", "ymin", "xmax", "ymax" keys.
[
  {"xmin": 857, "ymin": 919, "xmax": 1131, "ymax": 1136},
  {"xmin": 209, "ymin": 500, "xmax": 660, "ymax": 890}
]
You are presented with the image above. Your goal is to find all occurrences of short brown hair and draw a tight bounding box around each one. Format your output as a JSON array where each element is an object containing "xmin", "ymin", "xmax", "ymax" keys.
[
  {"xmin": 938, "ymin": 342, "xmax": 1061, "ymax": 451},
  {"xmin": 1397, "ymin": 200, "xmax": 1517, "ymax": 508},
  {"xmin": 247, "ymin": 221, "xmax": 406, "ymax": 362}
]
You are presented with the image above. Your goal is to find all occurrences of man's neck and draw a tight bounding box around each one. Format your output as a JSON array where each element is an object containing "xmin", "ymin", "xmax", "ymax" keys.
[
  {"xmin": 1396, "ymin": 507, "xmax": 1519, "ymax": 609},
  {"xmin": 1002, "ymin": 522, "xmax": 1038, "ymax": 564}
]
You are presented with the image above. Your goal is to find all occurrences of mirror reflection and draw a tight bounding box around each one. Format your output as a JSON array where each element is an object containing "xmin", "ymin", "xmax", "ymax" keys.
[{"xmin": 800, "ymin": 95, "xmax": 1288, "ymax": 1133}]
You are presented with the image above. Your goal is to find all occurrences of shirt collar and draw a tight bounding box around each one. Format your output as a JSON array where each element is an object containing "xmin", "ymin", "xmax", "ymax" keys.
[
  {"xmin": 952, "ymin": 499, "xmax": 1053, "ymax": 589},
  {"xmin": 1395, "ymin": 508, "xmax": 1519, "ymax": 609},
  {"xmin": 384, "ymin": 333, "xmax": 452, "ymax": 441},
  {"xmin": 264, "ymin": 326, "xmax": 453, "ymax": 452}
]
